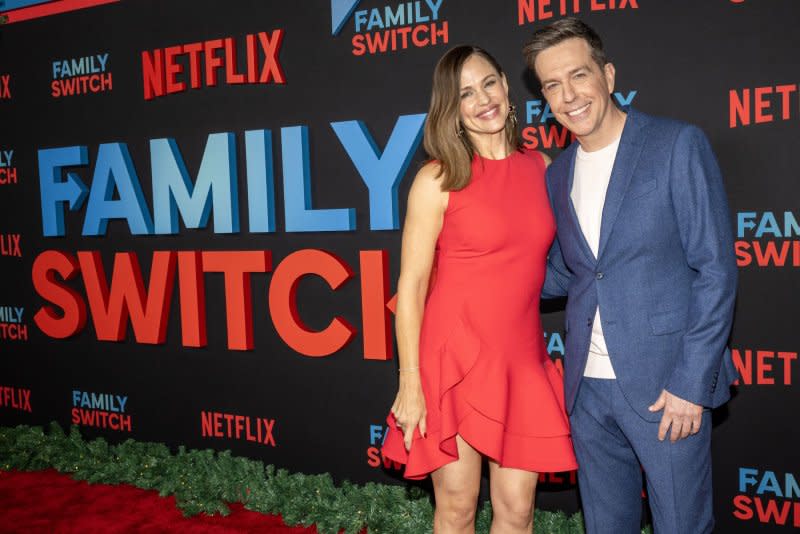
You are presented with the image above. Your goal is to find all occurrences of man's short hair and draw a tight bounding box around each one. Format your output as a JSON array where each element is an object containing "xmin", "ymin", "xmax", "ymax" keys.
[{"xmin": 523, "ymin": 17, "xmax": 608, "ymax": 77}]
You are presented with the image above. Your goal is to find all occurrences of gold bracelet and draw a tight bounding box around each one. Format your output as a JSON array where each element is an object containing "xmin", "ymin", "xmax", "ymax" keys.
[{"xmin": 399, "ymin": 366, "xmax": 419, "ymax": 373}]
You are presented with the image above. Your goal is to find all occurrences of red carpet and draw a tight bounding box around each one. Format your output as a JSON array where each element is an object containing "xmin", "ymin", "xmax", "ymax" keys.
[{"xmin": 0, "ymin": 469, "xmax": 320, "ymax": 533}]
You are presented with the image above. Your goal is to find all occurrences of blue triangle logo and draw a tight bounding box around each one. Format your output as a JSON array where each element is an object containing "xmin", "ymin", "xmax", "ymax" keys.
[{"xmin": 331, "ymin": 0, "xmax": 361, "ymax": 36}]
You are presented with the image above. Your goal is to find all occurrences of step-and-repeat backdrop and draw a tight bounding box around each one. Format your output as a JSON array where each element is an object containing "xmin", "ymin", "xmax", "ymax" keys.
[{"xmin": 1, "ymin": 1, "xmax": 797, "ymax": 531}]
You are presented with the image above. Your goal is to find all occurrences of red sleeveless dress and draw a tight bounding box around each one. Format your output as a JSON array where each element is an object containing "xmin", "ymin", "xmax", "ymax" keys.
[{"xmin": 382, "ymin": 149, "xmax": 577, "ymax": 479}]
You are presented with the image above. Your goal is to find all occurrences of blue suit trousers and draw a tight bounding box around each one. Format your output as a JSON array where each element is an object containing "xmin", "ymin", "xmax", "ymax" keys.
[{"xmin": 571, "ymin": 378, "xmax": 714, "ymax": 534}]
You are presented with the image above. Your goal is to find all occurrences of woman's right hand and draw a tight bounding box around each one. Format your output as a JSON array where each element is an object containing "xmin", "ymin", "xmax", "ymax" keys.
[
  {"xmin": 391, "ymin": 162, "xmax": 444, "ymax": 453},
  {"xmin": 390, "ymin": 374, "xmax": 427, "ymax": 451}
]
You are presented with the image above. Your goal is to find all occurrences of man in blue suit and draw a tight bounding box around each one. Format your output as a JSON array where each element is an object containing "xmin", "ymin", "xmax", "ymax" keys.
[{"xmin": 523, "ymin": 18, "xmax": 738, "ymax": 533}]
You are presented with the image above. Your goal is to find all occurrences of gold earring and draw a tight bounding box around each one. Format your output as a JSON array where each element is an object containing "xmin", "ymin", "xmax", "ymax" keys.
[{"xmin": 507, "ymin": 103, "xmax": 518, "ymax": 129}]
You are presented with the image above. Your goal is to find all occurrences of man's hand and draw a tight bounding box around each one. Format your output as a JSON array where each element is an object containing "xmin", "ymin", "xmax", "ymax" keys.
[{"xmin": 648, "ymin": 389, "xmax": 703, "ymax": 442}]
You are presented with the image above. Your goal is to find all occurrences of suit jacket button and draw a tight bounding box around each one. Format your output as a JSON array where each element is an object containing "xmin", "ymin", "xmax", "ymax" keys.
[
  {"xmin": 587, "ymin": 318, "xmax": 592, "ymax": 327},
  {"xmin": 596, "ymin": 272, "xmax": 604, "ymax": 280}
]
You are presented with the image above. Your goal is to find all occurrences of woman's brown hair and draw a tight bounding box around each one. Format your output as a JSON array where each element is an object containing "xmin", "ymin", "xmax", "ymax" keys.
[{"xmin": 424, "ymin": 45, "xmax": 521, "ymax": 191}]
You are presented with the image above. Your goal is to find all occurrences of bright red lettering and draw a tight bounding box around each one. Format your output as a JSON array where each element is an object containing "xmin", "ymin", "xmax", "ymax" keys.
[
  {"xmin": 269, "ymin": 249, "xmax": 356, "ymax": 357},
  {"xmin": 33, "ymin": 250, "xmax": 87, "ymax": 339}
]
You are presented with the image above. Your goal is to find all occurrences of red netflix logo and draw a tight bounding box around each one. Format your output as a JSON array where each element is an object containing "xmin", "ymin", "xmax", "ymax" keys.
[
  {"xmin": 201, "ymin": 411, "xmax": 276, "ymax": 446},
  {"xmin": 732, "ymin": 348, "xmax": 797, "ymax": 386},
  {"xmin": 0, "ymin": 234, "xmax": 21, "ymax": 257},
  {"xmin": 729, "ymin": 84, "xmax": 798, "ymax": 127},
  {"xmin": 142, "ymin": 30, "xmax": 286, "ymax": 100},
  {"xmin": 0, "ymin": 386, "xmax": 32, "ymax": 412},
  {"xmin": 0, "ymin": 75, "xmax": 10, "ymax": 99},
  {"xmin": 518, "ymin": 0, "xmax": 638, "ymax": 25}
]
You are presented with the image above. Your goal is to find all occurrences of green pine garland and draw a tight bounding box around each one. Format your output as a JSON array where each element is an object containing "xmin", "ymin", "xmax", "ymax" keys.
[{"xmin": 0, "ymin": 423, "xmax": 651, "ymax": 534}]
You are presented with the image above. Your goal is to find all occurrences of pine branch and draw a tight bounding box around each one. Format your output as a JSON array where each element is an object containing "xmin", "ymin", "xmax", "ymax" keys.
[{"xmin": 0, "ymin": 423, "xmax": 652, "ymax": 533}]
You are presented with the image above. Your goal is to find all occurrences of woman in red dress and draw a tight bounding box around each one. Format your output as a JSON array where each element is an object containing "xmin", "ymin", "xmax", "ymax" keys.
[{"xmin": 381, "ymin": 45, "xmax": 577, "ymax": 533}]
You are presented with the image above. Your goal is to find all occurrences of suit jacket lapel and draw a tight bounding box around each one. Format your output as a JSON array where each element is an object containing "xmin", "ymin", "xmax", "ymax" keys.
[
  {"xmin": 564, "ymin": 143, "xmax": 597, "ymax": 265},
  {"xmin": 597, "ymin": 108, "xmax": 647, "ymax": 259}
]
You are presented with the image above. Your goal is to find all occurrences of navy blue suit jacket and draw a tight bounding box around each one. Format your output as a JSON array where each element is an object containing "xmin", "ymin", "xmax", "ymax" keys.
[{"xmin": 544, "ymin": 108, "xmax": 738, "ymax": 422}]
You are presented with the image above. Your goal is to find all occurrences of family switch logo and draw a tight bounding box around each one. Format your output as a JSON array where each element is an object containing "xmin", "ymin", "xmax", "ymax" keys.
[
  {"xmin": 522, "ymin": 91, "xmax": 637, "ymax": 149},
  {"xmin": 735, "ymin": 211, "xmax": 799, "ymax": 268},
  {"xmin": 0, "ymin": 305, "xmax": 27, "ymax": 342},
  {"xmin": 0, "ymin": 149, "xmax": 17, "ymax": 185},
  {"xmin": 367, "ymin": 423, "xmax": 402, "ymax": 470},
  {"xmin": 332, "ymin": 0, "xmax": 449, "ymax": 56},
  {"xmin": 71, "ymin": 390, "xmax": 132, "ymax": 432},
  {"xmin": 733, "ymin": 468, "xmax": 799, "ymax": 527},
  {"xmin": 32, "ymin": 115, "xmax": 424, "ymax": 357},
  {"xmin": 51, "ymin": 53, "xmax": 113, "ymax": 98}
]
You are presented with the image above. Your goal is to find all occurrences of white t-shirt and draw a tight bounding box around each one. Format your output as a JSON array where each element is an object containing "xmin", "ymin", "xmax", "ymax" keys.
[{"xmin": 571, "ymin": 137, "xmax": 621, "ymax": 379}]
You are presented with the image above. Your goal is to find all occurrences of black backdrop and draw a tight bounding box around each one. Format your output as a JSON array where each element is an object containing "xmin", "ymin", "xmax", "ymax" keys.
[{"xmin": 1, "ymin": 1, "xmax": 798, "ymax": 532}]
